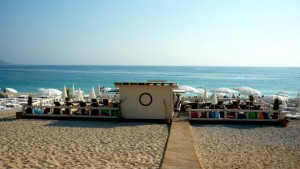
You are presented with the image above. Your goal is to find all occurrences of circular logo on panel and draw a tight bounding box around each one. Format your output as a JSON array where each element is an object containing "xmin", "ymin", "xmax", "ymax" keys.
[{"xmin": 139, "ymin": 93, "xmax": 152, "ymax": 106}]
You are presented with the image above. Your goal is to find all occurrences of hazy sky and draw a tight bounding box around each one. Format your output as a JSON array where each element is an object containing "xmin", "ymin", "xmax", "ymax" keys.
[{"xmin": 1, "ymin": 0, "xmax": 299, "ymax": 66}]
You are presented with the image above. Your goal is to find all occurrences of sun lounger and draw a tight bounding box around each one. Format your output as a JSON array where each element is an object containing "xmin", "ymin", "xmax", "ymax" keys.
[
  {"xmin": 53, "ymin": 102, "xmax": 65, "ymax": 114},
  {"xmin": 91, "ymin": 99, "xmax": 98, "ymax": 103},
  {"xmin": 102, "ymin": 99, "xmax": 109, "ymax": 106},
  {"xmin": 285, "ymin": 113, "xmax": 300, "ymax": 119},
  {"xmin": 79, "ymin": 102, "xmax": 89, "ymax": 115},
  {"xmin": 64, "ymin": 102, "xmax": 78, "ymax": 115},
  {"xmin": 90, "ymin": 102, "xmax": 100, "ymax": 115}
]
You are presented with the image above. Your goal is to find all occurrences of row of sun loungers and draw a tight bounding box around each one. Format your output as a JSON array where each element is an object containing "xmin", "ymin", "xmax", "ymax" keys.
[{"xmin": 24, "ymin": 99, "xmax": 120, "ymax": 117}]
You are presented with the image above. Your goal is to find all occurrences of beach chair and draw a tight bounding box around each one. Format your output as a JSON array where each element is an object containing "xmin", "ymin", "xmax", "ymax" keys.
[
  {"xmin": 102, "ymin": 99, "xmax": 109, "ymax": 106},
  {"xmin": 79, "ymin": 102, "xmax": 89, "ymax": 115},
  {"xmin": 53, "ymin": 102, "xmax": 65, "ymax": 114},
  {"xmin": 252, "ymin": 105, "xmax": 261, "ymax": 110},
  {"xmin": 64, "ymin": 102, "xmax": 79, "ymax": 115},
  {"xmin": 44, "ymin": 107, "xmax": 51, "ymax": 114},
  {"xmin": 240, "ymin": 104, "xmax": 247, "ymax": 109},
  {"xmin": 225, "ymin": 104, "xmax": 233, "ymax": 109},
  {"xmin": 90, "ymin": 102, "xmax": 100, "ymax": 115},
  {"xmin": 91, "ymin": 99, "xmax": 98, "ymax": 103}
]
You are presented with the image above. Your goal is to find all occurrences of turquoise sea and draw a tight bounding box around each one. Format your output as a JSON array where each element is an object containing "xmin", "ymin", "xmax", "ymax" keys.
[{"xmin": 0, "ymin": 65, "xmax": 299, "ymax": 97}]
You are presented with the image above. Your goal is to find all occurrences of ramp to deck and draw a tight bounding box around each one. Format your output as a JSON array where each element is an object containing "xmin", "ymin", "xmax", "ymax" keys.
[{"xmin": 161, "ymin": 113, "xmax": 202, "ymax": 169}]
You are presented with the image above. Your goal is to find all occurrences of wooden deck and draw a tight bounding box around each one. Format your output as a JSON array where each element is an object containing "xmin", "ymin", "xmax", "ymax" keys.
[{"xmin": 161, "ymin": 112, "xmax": 202, "ymax": 169}]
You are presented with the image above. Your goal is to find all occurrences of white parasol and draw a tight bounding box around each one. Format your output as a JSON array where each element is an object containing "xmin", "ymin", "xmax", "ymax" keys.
[
  {"xmin": 211, "ymin": 88, "xmax": 238, "ymax": 94},
  {"xmin": 234, "ymin": 86, "xmax": 262, "ymax": 96},
  {"xmin": 96, "ymin": 84, "xmax": 101, "ymax": 97},
  {"xmin": 178, "ymin": 85, "xmax": 204, "ymax": 94},
  {"xmin": 211, "ymin": 91, "xmax": 218, "ymax": 105},
  {"xmin": 204, "ymin": 86, "xmax": 208, "ymax": 102},
  {"xmin": 71, "ymin": 84, "xmax": 76, "ymax": 98},
  {"xmin": 281, "ymin": 99, "xmax": 287, "ymax": 109},
  {"xmin": 75, "ymin": 88, "xmax": 84, "ymax": 101},
  {"xmin": 5, "ymin": 88, "xmax": 18, "ymax": 93},
  {"xmin": 262, "ymin": 95, "xmax": 288, "ymax": 102},
  {"xmin": 61, "ymin": 86, "xmax": 67, "ymax": 100},
  {"xmin": 89, "ymin": 86, "xmax": 96, "ymax": 99},
  {"xmin": 216, "ymin": 93, "xmax": 227, "ymax": 97},
  {"xmin": 38, "ymin": 88, "xmax": 62, "ymax": 97},
  {"xmin": 37, "ymin": 88, "xmax": 45, "ymax": 91}
]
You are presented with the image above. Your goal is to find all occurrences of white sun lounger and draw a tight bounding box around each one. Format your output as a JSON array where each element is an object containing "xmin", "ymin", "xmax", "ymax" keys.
[{"xmin": 285, "ymin": 113, "xmax": 300, "ymax": 119}]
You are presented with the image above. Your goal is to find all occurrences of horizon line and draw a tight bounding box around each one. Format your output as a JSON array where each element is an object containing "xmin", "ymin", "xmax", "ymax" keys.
[{"xmin": 1, "ymin": 63, "xmax": 300, "ymax": 68}]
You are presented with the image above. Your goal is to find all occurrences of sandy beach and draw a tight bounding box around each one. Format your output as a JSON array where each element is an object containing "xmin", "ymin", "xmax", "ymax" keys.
[
  {"xmin": 2, "ymin": 108, "xmax": 300, "ymax": 169},
  {"xmin": 191, "ymin": 121, "xmax": 300, "ymax": 169},
  {"xmin": 0, "ymin": 109, "xmax": 168, "ymax": 169}
]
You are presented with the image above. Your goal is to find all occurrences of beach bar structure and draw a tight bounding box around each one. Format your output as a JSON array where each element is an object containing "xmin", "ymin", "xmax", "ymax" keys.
[{"xmin": 114, "ymin": 82, "xmax": 178, "ymax": 121}]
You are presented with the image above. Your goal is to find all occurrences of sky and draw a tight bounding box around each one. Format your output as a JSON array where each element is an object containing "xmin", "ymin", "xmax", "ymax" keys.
[{"xmin": 0, "ymin": 0, "xmax": 300, "ymax": 66}]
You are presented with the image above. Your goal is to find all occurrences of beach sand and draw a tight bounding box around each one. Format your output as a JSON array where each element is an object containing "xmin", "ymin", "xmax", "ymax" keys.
[
  {"xmin": 3, "ymin": 108, "xmax": 300, "ymax": 169},
  {"xmin": 191, "ymin": 122, "xmax": 300, "ymax": 169},
  {"xmin": 0, "ymin": 109, "xmax": 168, "ymax": 169}
]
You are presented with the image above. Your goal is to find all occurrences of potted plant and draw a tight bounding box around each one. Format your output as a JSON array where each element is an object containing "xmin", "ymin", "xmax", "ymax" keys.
[
  {"xmin": 26, "ymin": 94, "xmax": 33, "ymax": 114},
  {"xmin": 65, "ymin": 87, "xmax": 71, "ymax": 102}
]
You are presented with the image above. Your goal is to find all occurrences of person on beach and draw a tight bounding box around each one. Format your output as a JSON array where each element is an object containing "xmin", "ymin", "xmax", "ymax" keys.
[
  {"xmin": 176, "ymin": 94, "xmax": 182, "ymax": 117},
  {"xmin": 233, "ymin": 100, "xmax": 241, "ymax": 109},
  {"xmin": 237, "ymin": 94, "xmax": 241, "ymax": 101}
]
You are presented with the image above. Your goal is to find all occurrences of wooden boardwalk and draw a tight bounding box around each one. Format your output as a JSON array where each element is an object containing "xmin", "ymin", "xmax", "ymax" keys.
[{"xmin": 161, "ymin": 113, "xmax": 202, "ymax": 169}]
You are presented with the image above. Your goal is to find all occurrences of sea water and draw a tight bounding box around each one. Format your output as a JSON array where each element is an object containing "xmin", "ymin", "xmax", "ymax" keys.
[{"xmin": 0, "ymin": 65, "xmax": 299, "ymax": 97}]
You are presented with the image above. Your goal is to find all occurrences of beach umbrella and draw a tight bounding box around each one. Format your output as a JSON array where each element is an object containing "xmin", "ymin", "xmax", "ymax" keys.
[
  {"xmin": 89, "ymin": 86, "xmax": 96, "ymax": 99},
  {"xmin": 96, "ymin": 84, "xmax": 101, "ymax": 97},
  {"xmin": 211, "ymin": 88, "xmax": 237, "ymax": 94},
  {"xmin": 178, "ymin": 85, "xmax": 203, "ymax": 94},
  {"xmin": 5, "ymin": 88, "xmax": 18, "ymax": 93},
  {"xmin": 211, "ymin": 91, "xmax": 218, "ymax": 109},
  {"xmin": 281, "ymin": 99, "xmax": 287, "ymax": 109},
  {"xmin": 211, "ymin": 91, "xmax": 218, "ymax": 105},
  {"xmin": 75, "ymin": 88, "xmax": 84, "ymax": 101},
  {"xmin": 61, "ymin": 86, "xmax": 67, "ymax": 100},
  {"xmin": 71, "ymin": 84, "xmax": 76, "ymax": 98},
  {"xmin": 216, "ymin": 93, "xmax": 227, "ymax": 97},
  {"xmin": 233, "ymin": 86, "xmax": 262, "ymax": 96},
  {"xmin": 204, "ymin": 86, "xmax": 208, "ymax": 102},
  {"xmin": 37, "ymin": 88, "xmax": 45, "ymax": 91},
  {"xmin": 38, "ymin": 88, "xmax": 62, "ymax": 97},
  {"xmin": 262, "ymin": 95, "xmax": 288, "ymax": 103}
]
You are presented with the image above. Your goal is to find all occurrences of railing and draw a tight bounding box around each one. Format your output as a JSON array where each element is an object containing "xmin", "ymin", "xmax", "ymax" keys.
[
  {"xmin": 22, "ymin": 105, "xmax": 120, "ymax": 118},
  {"xmin": 189, "ymin": 108, "xmax": 282, "ymax": 121}
]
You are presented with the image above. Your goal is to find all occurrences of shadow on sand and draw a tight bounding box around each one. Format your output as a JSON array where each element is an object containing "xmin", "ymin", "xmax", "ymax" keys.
[
  {"xmin": 190, "ymin": 122, "xmax": 282, "ymax": 129},
  {"xmin": 0, "ymin": 116, "xmax": 17, "ymax": 122},
  {"xmin": 43, "ymin": 118, "xmax": 169, "ymax": 129}
]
